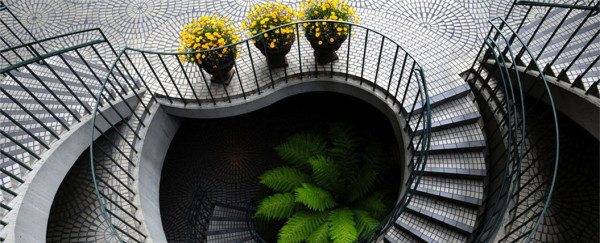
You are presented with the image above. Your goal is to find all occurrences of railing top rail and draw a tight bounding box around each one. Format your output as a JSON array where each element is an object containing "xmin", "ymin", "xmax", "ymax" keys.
[
  {"xmin": 122, "ymin": 20, "xmax": 421, "ymax": 68},
  {"xmin": 0, "ymin": 38, "xmax": 105, "ymax": 73},
  {"xmin": 515, "ymin": 0, "xmax": 600, "ymax": 11},
  {"xmin": 0, "ymin": 28, "xmax": 104, "ymax": 54}
]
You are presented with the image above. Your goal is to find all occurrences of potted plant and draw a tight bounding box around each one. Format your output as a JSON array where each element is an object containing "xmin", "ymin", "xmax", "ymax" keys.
[
  {"xmin": 254, "ymin": 124, "xmax": 394, "ymax": 242},
  {"xmin": 299, "ymin": 0, "xmax": 359, "ymax": 65},
  {"xmin": 242, "ymin": 1, "xmax": 297, "ymax": 68},
  {"xmin": 178, "ymin": 15, "xmax": 241, "ymax": 85}
]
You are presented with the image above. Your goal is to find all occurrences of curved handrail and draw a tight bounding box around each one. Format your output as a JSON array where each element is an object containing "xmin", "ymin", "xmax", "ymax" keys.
[
  {"xmin": 468, "ymin": 15, "xmax": 560, "ymax": 242},
  {"xmin": 491, "ymin": 17, "xmax": 559, "ymax": 243},
  {"xmin": 88, "ymin": 20, "xmax": 431, "ymax": 242}
]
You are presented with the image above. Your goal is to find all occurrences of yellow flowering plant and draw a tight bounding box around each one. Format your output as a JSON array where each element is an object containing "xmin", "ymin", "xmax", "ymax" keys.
[
  {"xmin": 178, "ymin": 15, "xmax": 241, "ymax": 84},
  {"xmin": 242, "ymin": 1, "xmax": 297, "ymax": 68},
  {"xmin": 299, "ymin": 0, "xmax": 359, "ymax": 64}
]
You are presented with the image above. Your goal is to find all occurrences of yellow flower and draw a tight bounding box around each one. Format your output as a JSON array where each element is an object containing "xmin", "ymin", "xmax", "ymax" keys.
[{"xmin": 269, "ymin": 42, "xmax": 276, "ymax": 48}]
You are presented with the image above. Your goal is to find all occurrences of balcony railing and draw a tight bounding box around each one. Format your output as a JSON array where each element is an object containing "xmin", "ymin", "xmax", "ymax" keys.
[
  {"xmin": 87, "ymin": 20, "xmax": 431, "ymax": 241},
  {"xmin": 467, "ymin": 1, "xmax": 562, "ymax": 241}
]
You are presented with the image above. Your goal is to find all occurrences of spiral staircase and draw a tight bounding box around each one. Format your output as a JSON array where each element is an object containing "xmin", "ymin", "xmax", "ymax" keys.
[{"xmin": 0, "ymin": 0, "xmax": 598, "ymax": 242}]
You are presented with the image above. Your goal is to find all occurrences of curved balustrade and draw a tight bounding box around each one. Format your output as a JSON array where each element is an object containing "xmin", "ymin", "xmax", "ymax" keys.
[
  {"xmin": 88, "ymin": 20, "xmax": 432, "ymax": 241},
  {"xmin": 0, "ymin": 28, "xmax": 137, "ymax": 239},
  {"xmin": 467, "ymin": 14, "xmax": 560, "ymax": 242}
]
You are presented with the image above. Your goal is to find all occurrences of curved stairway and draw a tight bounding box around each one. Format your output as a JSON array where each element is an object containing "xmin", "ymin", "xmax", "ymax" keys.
[{"xmin": 384, "ymin": 85, "xmax": 486, "ymax": 242}]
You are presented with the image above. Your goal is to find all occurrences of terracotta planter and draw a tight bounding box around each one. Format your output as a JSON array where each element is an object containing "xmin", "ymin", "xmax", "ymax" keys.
[
  {"xmin": 305, "ymin": 31, "xmax": 348, "ymax": 65},
  {"xmin": 201, "ymin": 54, "xmax": 236, "ymax": 85},
  {"xmin": 254, "ymin": 38, "xmax": 294, "ymax": 69}
]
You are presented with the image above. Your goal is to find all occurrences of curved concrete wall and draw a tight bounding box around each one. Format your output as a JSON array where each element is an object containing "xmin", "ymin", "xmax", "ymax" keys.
[
  {"xmin": 3, "ymin": 94, "xmax": 140, "ymax": 243},
  {"xmin": 138, "ymin": 78, "xmax": 412, "ymax": 242}
]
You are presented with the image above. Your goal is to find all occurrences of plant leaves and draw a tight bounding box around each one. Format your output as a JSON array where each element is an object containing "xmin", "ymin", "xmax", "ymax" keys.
[
  {"xmin": 260, "ymin": 166, "xmax": 311, "ymax": 192},
  {"xmin": 276, "ymin": 133, "xmax": 327, "ymax": 167},
  {"xmin": 278, "ymin": 212, "xmax": 327, "ymax": 243},
  {"xmin": 295, "ymin": 183, "xmax": 336, "ymax": 211},
  {"xmin": 328, "ymin": 209, "xmax": 359, "ymax": 243},
  {"xmin": 255, "ymin": 193, "xmax": 296, "ymax": 220},
  {"xmin": 306, "ymin": 222, "xmax": 330, "ymax": 243},
  {"xmin": 354, "ymin": 210, "xmax": 380, "ymax": 239},
  {"xmin": 307, "ymin": 155, "xmax": 340, "ymax": 191}
]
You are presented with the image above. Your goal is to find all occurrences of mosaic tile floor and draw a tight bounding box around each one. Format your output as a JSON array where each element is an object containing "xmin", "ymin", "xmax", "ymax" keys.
[{"xmin": 3, "ymin": 0, "xmax": 516, "ymax": 92}]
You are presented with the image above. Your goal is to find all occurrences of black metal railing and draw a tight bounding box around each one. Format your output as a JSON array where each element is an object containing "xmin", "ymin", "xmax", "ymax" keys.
[
  {"xmin": 467, "ymin": 1, "xmax": 562, "ymax": 241},
  {"xmin": 500, "ymin": 0, "xmax": 599, "ymax": 96},
  {"xmin": 0, "ymin": 26, "xmax": 136, "ymax": 237},
  {"xmin": 87, "ymin": 20, "xmax": 432, "ymax": 241}
]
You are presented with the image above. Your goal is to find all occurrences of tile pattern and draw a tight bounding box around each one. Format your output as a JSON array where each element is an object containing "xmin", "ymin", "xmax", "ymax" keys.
[{"xmin": 0, "ymin": 0, "xmax": 534, "ymax": 241}]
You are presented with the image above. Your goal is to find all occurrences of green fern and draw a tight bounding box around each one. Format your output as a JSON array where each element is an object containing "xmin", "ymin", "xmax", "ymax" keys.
[
  {"xmin": 295, "ymin": 183, "xmax": 336, "ymax": 211},
  {"xmin": 255, "ymin": 193, "xmax": 296, "ymax": 220},
  {"xmin": 306, "ymin": 222, "xmax": 330, "ymax": 243},
  {"xmin": 354, "ymin": 210, "xmax": 380, "ymax": 239},
  {"xmin": 276, "ymin": 133, "xmax": 326, "ymax": 167},
  {"xmin": 356, "ymin": 192, "xmax": 388, "ymax": 219},
  {"xmin": 278, "ymin": 212, "xmax": 326, "ymax": 243},
  {"xmin": 257, "ymin": 124, "xmax": 395, "ymax": 241},
  {"xmin": 328, "ymin": 209, "xmax": 358, "ymax": 243},
  {"xmin": 260, "ymin": 166, "xmax": 310, "ymax": 192},
  {"xmin": 307, "ymin": 155, "xmax": 340, "ymax": 191},
  {"xmin": 346, "ymin": 166, "xmax": 378, "ymax": 202}
]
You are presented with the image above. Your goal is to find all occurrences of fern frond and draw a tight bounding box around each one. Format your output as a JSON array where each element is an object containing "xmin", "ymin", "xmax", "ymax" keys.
[
  {"xmin": 354, "ymin": 210, "xmax": 380, "ymax": 239},
  {"xmin": 346, "ymin": 166, "xmax": 378, "ymax": 203},
  {"xmin": 328, "ymin": 124, "xmax": 358, "ymax": 164},
  {"xmin": 355, "ymin": 192, "xmax": 388, "ymax": 219},
  {"xmin": 308, "ymin": 155, "xmax": 341, "ymax": 191},
  {"xmin": 255, "ymin": 193, "xmax": 296, "ymax": 220},
  {"xmin": 276, "ymin": 133, "xmax": 327, "ymax": 167},
  {"xmin": 306, "ymin": 222, "xmax": 330, "ymax": 243},
  {"xmin": 295, "ymin": 183, "xmax": 336, "ymax": 211},
  {"xmin": 327, "ymin": 209, "xmax": 359, "ymax": 243},
  {"xmin": 260, "ymin": 166, "xmax": 310, "ymax": 192},
  {"xmin": 278, "ymin": 212, "xmax": 327, "ymax": 243}
]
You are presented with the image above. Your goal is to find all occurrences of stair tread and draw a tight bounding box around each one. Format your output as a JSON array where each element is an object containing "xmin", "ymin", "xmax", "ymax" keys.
[
  {"xmin": 412, "ymin": 95, "xmax": 481, "ymax": 133},
  {"xmin": 415, "ymin": 123, "xmax": 486, "ymax": 153},
  {"xmin": 396, "ymin": 211, "xmax": 467, "ymax": 243},
  {"xmin": 407, "ymin": 194, "xmax": 477, "ymax": 233},
  {"xmin": 385, "ymin": 225, "xmax": 422, "ymax": 242},
  {"xmin": 412, "ymin": 176, "xmax": 484, "ymax": 206}
]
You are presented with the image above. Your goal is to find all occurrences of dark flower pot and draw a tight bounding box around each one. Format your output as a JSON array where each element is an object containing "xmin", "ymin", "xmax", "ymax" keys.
[
  {"xmin": 201, "ymin": 53, "xmax": 235, "ymax": 85},
  {"xmin": 254, "ymin": 38, "xmax": 294, "ymax": 69},
  {"xmin": 305, "ymin": 32, "xmax": 347, "ymax": 65}
]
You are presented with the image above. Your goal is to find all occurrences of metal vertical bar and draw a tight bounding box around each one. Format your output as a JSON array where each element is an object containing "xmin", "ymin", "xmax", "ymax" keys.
[
  {"xmin": 393, "ymin": 54, "xmax": 409, "ymax": 103},
  {"xmin": 373, "ymin": 35, "xmax": 385, "ymax": 91},
  {"xmin": 0, "ymin": 109, "xmax": 50, "ymax": 149},
  {"xmin": 296, "ymin": 23, "xmax": 303, "ymax": 80},
  {"xmin": 560, "ymin": 29, "xmax": 598, "ymax": 77},
  {"xmin": 175, "ymin": 56, "xmax": 201, "ymax": 105},
  {"xmin": 529, "ymin": 7, "xmax": 577, "ymax": 60},
  {"xmin": 22, "ymin": 65, "xmax": 81, "ymax": 122},
  {"xmin": 0, "ymin": 130, "xmax": 40, "ymax": 159},
  {"xmin": 0, "ymin": 87, "xmax": 60, "ymax": 138},
  {"xmin": 157, "ymin": 54, "xmax": 185, "ymax": 104},
  {"xmin": 245, "ymin": 41, "xmax": 261, "ymax": 94},
  {"xmin": 360, "ymin": 29, "xmax": 369, "ymax": 84},
  {"xmin": 400, "ymin": 62, "xmax": 417, "ymax": 106},
  {"xmin": 73, "ymin": 49, "xmax": 117, "ymax": 101},
  {"xmin": 195, "ymin": 61, "xmax": 215, "ymax": 105},
  {"xmin": 386, "ymin": 46, "xmax": 399, "ymax": 98},
  {"xmin": 141, "ymin": 52, "xmax": 173, "ymax": 103},
  {"xmin": 546, "ymin": 8, "xmax": 596, "ymax": 68},
  {"xmin": 233, "ymin": 62, "xmax": 246, "ymax": 99},
  {"xmin": 124, "ymin": 52, "xmax": 158, "ymax": 103},
  {"xmin": 41, "ymin": 60, "xmax": 92, "ymax": 114},
  {"xmin": 345, "ymin": 24, "xmax": 352, "ymax": 81}
]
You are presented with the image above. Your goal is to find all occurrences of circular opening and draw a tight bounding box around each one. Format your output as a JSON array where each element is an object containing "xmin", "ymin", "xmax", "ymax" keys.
[{"xmin": 159, "ymin": 92, "xmax": 404, "ymax": 241}]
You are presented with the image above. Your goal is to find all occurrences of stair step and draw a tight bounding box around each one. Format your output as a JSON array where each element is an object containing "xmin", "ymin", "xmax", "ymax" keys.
[
  {"xmin": 413, "ymin": 95, "xmax": 481, "ymax": 134},
  {"xmin": 410, "ymin": 83, "xmax": 471, "ymax": 113},
  {"xmin": 415, "ymin": 123, "xmax": 486, "ymax": 153},
  {"xmin": 384, "ymin": 225, "xmax": 423, "ymax": 243},
  {"xmin": 406, "ymin": 194, "xmax": 477, "ymax": 234},
  {"xmin": 396, "ymin": 211, "xmax": 467, "ymax": 243},
  {"xmin": 412, "ymin": 176, "xmax": 484, "ymax": 207},
  {"xmin": 423, "ymin": 151, "xmax": 486, "ymax": 177}
]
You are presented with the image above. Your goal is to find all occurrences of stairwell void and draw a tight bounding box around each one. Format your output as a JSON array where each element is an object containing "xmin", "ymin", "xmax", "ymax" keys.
[{"xmin": 158, "ymin": 92, "xmax": 404, "ymax": 241}]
